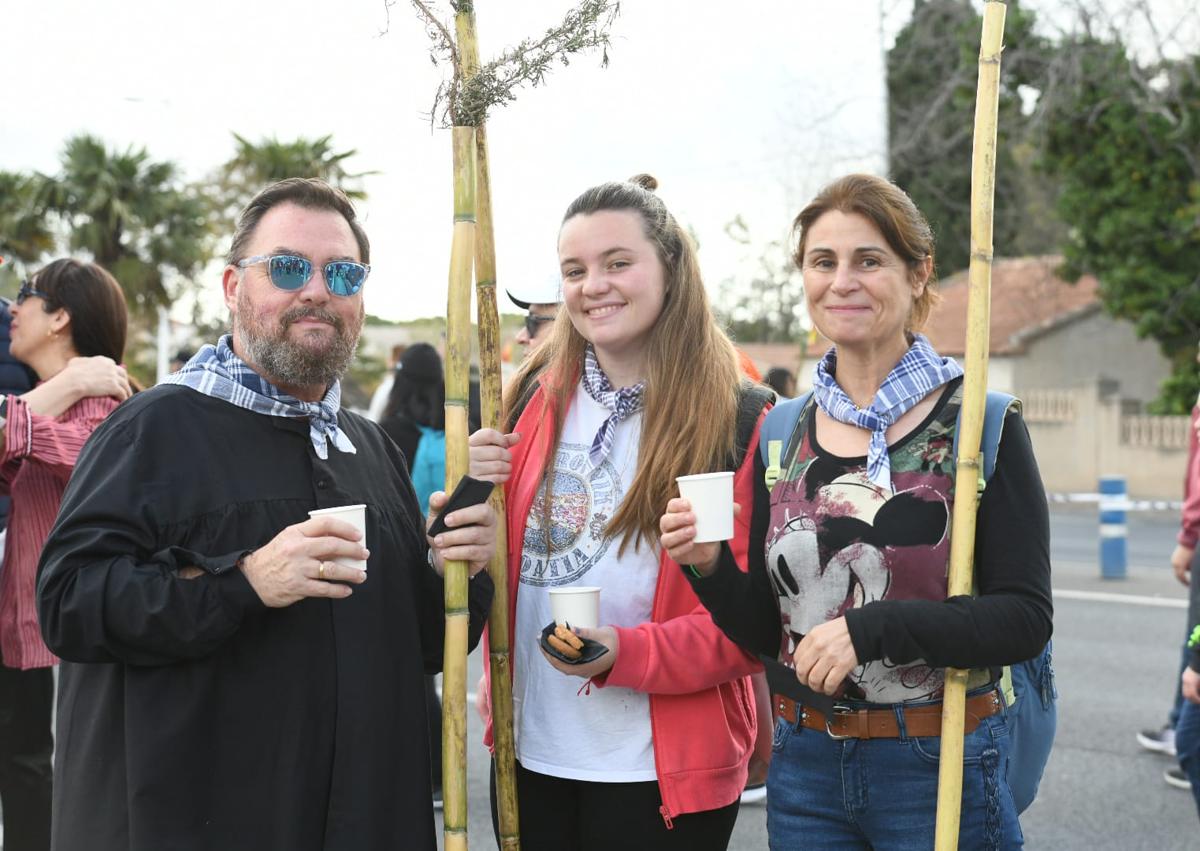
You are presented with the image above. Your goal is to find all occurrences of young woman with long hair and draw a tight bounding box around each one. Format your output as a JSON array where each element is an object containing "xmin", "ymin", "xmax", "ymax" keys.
[{"xmin": 469, "ymin": 174, "xmax": 771, "ymax": 850}]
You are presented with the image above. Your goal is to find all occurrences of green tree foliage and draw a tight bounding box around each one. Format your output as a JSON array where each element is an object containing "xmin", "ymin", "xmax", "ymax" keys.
[
  {"xmin": 887, "ymin": 0, "xmax": 1060, "ymax": 275},
  {"xmin": 0, "ymin": 171, "xmax": 54, "ymax": 271},
  {"xmin": 39, "ymin": 134, "xmax": 211, "ymax": 315},
  {"xmin": 1038, "ymin": 40, "xmax": 1200, "ymax": 412},
  {"xmin": 716, "ymin": 215, "xmax": 805, "ymax": 344},
  {"xmin": 218, "ymin": 134, "xmax": 371, "ymax": 214}
]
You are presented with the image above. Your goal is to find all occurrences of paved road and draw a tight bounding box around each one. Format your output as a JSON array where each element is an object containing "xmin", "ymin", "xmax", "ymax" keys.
[
  {"xmin": 436, "ymin": 507, "xmax": 1198, "ymax": 849},
  {"xmin": 1049, "ymin": 503, "xmax": 1179, "ymax": 572}
]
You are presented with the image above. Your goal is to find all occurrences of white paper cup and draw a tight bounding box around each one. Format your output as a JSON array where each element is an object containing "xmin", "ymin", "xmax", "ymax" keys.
[
  {"xmin": 676, "ymin": 472, "xmax": 735, "ymax": 543},
  {"xmin": 308, "ymin": 504, "xmax": 368, "ymax": 571},
  {"xmin": 548, "ymin": 587, "xmax": 601, "ymax": 629}
]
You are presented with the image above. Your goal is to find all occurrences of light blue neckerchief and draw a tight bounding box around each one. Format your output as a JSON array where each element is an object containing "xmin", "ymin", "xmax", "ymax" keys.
[
  {"xmin": 163, "ymin": 335, "xmax": 357, "ymax": 460},
  {"xmin": 810, "ymin": 333, "xmax": 962, "ymax": 491}
]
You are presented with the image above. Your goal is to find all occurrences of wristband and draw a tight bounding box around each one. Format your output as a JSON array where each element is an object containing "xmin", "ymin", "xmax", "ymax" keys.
[{"xmin": 684, "ymin": 563, "xmax": 704, "ymax": 580}]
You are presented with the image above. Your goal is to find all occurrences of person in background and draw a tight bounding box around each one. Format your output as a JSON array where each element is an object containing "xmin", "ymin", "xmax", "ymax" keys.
[
  {"xmin": 168, "ymin": 348, "xmax": 195, "ymax": 375},
  {"xmin": 764, "ymin": 366, "xmax": 797, "ymax": 401},
  {"xmin": 0, "ymin": 297, "xmax": 35, "ymax": 538},
  {"xmin": 661, "ymin": 174, "xmax": 1051, "ymax": 848},
  {"xmin": 0, "ymin": 260, "xmax": 132, "ymax": 851},
  {"xmin": 471, "ymin": 174, "xmax": 769, "ymax": 850},
  {"xmin": 368, "ymin": 343, "xmax": 407, "ymax": 422},
  {"xmin": 379, "ymin": 341, "xmax": 450, "ymax": 809},
  {"xmin": 1144, "ymin": 372, "xmax": 1200, "ymax": 792},
  {"xmin": 736, "ymin": 349, "xmax": 762, "ymax": 384},
  {"xmin": 1172, "ymin": 553, "xmax": 1200, "ymax": 809},
  {"xmin": 507, "ymin": 275, "xmax": 562, "ymax": 357}
]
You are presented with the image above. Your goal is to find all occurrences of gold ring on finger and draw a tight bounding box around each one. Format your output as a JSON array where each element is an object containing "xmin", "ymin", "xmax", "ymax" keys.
[{"xmin": 318, "ymin": 562, "xmax": 327, "ymax": 580}]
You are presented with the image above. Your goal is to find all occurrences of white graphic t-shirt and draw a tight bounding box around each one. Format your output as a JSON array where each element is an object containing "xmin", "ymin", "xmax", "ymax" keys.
[{"xmin": 513, "ymin": 382, "xmax": 659, "ymax": 781}]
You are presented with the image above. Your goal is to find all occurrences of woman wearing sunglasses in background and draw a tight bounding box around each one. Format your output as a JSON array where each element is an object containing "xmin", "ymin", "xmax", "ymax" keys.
[
  {"xmin": 0, "ymin": 259, "xmax": 131, "ymax": 851},
  {"xmin": 470, "ymin": 174, "xmax": 772, "ymax": 850}
]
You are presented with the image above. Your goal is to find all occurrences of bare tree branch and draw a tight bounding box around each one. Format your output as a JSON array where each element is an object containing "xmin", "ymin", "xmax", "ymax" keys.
[{"xmin": 406, "ymin": 0, "xmax": 619, "ymax": 128}]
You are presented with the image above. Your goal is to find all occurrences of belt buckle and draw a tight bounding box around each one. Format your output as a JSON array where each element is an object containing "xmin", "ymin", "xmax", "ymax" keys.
[{"xmin": 825, "ymin": 703, "xmax": 855, "ymax": 740}]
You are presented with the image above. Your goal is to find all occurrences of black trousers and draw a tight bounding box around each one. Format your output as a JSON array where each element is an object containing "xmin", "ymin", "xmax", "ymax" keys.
[
  {"xmin": 0, "ymin": 664, "xmax": 53, "ymax": 851},
  {"xmin": 425, "ymin": 674, "xmax": 442, "ymax": 788},
  {"xmin": 489, "ymin": 758, "xmax": 739, "ymax": 851}
]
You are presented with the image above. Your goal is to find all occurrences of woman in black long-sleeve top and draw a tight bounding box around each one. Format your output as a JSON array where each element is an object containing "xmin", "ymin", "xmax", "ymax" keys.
[{"xmin": 659, "ymin": 174, "xmax": 1051, "ymax": 850}]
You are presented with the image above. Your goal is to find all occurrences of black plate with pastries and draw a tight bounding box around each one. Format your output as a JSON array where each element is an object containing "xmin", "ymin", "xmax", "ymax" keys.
[{"xmin": 539, "ymin": 621, "xmax": 609, "ymax": 665}]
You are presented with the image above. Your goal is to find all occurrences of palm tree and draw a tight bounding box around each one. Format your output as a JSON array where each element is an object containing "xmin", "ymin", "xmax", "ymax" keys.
[
  {"xmin": 218, "ymin": 133, "xmax": 373, "ymax": 211},
  {"xmin": 40, "ymin": 134, "xmax": 211, "ymax": 315},
  {"xmin": 0, "ymin": 171, "xmax": 55, "ymax": 289}
]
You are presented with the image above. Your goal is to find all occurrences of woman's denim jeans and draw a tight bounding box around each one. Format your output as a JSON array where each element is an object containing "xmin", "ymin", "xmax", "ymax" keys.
[{"xmin": 766, "ymin": 699, "xmax": 1024, "ymax": 850}]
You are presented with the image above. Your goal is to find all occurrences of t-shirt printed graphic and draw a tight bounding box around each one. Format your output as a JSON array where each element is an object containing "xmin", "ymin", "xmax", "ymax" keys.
[
  {"xmin": 766, "ymin": 385, "xmax": 981, "ymax": 704},
  {"xmin": 520, "ymin": 444, "xmax": 624, "ymax": 587},
  {"xmin": 512, "ymin": 382, "xmax": 658, "ymax": 782}
]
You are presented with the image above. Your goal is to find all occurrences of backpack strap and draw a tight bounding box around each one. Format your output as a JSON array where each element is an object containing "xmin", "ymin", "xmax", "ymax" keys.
[
  {"xmin": 954, "ymin": 390, "xmax": 1021, "ymax": 704},
  {"xmin": 729, "ymin": 381, "xmax": 775, "ymax": 471},
  {"xmin": 951, "ymin": 390, "xmax": 1020, "ymax": 492},
  {"xmin": 759, "ymin": 388, "xmax": 1018, "ymax": 490},
  {"xmin": 760, "ymin": 390, "xmax": 812, "ymax": 488}
]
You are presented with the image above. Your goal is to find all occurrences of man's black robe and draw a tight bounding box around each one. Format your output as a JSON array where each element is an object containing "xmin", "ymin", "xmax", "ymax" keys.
[{"xmin": 37, "ymin": 385, "xmax": 493, "ymax": 851}]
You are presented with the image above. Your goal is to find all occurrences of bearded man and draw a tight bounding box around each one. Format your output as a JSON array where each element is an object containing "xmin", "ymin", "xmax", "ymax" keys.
[{"xmin": 36, "ymin": 178, "xmax": 496, "ymax": 851}]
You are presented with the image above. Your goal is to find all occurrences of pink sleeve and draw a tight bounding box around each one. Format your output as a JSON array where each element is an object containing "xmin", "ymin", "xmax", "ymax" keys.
[
  {"xmin": 594, "ymin": 410, "xmax": 768, "ymax": 695},
  {"xmin": 1, "ymin": 395, "xmax": 118, "ymax": 483},
  {"xmin": 1179, "ymin": 406, "xmax": 1200, "ymax": 548},
  {"xmin": 598, "ymin": 605, "xmax": 762, "ymax": 695}
]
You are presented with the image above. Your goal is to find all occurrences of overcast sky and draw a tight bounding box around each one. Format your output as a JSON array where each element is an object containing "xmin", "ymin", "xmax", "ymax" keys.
[{"xmin": 2, "ymin": 0, "xmax": 891, "ymax": 322}]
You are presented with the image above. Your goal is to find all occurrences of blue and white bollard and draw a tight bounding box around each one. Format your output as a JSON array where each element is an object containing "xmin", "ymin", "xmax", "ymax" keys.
[{"xmin": 1099, "ymin": 475, "xmax": 1128, "ymax": 580}]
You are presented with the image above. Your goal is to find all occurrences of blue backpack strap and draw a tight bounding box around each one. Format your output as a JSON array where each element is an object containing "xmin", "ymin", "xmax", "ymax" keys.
[
  {"xmin": 760, "ymin": 391, "xmax": 812, "ymax": 488},
  {"xmin": 952, "ymin": 390, "xmax": 1054, "ymax": 814},
  {"xmin": 951, "ymin": 390, "xmax": 1019, "ymax": 489}
]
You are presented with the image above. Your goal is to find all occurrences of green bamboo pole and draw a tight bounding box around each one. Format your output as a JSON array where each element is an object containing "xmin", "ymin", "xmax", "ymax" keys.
[
  {"xmin": 934, "ymin": 3, "xmax": 1006, "ymax": 849},
  {"xmin": 443, "ymin": 124, "xmax": 477, "ymax": 851},
  {"xmin": 455, "ymin": 5, "xmax": 521, "ymax": 847}
]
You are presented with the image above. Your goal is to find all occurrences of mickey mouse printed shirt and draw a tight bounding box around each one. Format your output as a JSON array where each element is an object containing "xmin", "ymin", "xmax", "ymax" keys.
[{"xmin": 767, "ymin": 383, "xmax": 987, "ymax": 703}]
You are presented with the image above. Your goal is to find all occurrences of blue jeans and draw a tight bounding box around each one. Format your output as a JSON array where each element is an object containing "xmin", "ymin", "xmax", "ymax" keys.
[
  {"xmin": 766, "ymin": 699, "xmax": 1024, "ymax": 850},
  {"xmin": 1175, "ymin": 697, "xmax": 1200, "ymax": 817}
]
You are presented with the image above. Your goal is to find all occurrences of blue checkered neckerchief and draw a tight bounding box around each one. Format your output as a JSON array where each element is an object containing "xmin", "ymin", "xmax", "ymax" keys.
[
  {"xmin": 580, "ymin": 345, "xmax": 645, "ymax": 468},
  {"xmin": 163, "ymin": 335, "xmax": 357, "ymax": 460},
  {"xmin": 811, "ymin": 333, "xmax": 963, "ymax": 492}
]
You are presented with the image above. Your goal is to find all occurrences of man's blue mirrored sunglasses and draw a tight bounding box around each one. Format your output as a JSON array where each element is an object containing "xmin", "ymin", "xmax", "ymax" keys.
[{"xmin": 237, "ymin": 254, "xmax": 370, "ymax": 297}]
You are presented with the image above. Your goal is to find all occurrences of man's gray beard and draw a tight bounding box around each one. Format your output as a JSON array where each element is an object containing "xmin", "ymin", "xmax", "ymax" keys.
[{"xmin": 236, "ymin": 296, "xmax": 362, "ymax": 390}]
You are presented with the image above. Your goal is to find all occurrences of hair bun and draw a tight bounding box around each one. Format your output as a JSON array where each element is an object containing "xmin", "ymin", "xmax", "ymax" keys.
[{"xmin": 628, "ymin": 173, "xmax": 659, "ymax": 192}]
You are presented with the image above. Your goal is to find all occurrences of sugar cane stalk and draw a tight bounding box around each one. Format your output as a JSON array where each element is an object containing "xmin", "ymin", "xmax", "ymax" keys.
[
  {"xmin": 934, "ymin": 3, "xmax": 1006, "ymax": 849},
  {"xmin": 478, "ymin": 122, "xmax": 522, "ymax": 851},
  {"xmin": 406, "ymin": 5, "xmax": 620, "ymax": 847},
  {"xmin": 455, "ymin": 4, "xmax": 521, "ymax": 847},
  {"xmin": 442, "ymin": 123, "xmax": 477, "ymax": 851}
]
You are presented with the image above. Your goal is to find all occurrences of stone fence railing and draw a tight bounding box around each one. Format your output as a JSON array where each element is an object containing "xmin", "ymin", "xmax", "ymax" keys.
[
  {"xmin": 1120, "ymin": 414, "xmax": 1191, "ymax": 450},
  {"xmin": 1021, "ymin": 389, "xmax": 1078, "ymax": 424}
]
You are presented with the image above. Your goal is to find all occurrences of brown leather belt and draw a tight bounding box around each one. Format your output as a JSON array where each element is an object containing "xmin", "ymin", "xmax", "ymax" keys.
[{"xmin": 775, "ymin": 689, "xmax": 1003, "ymax": 739}]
